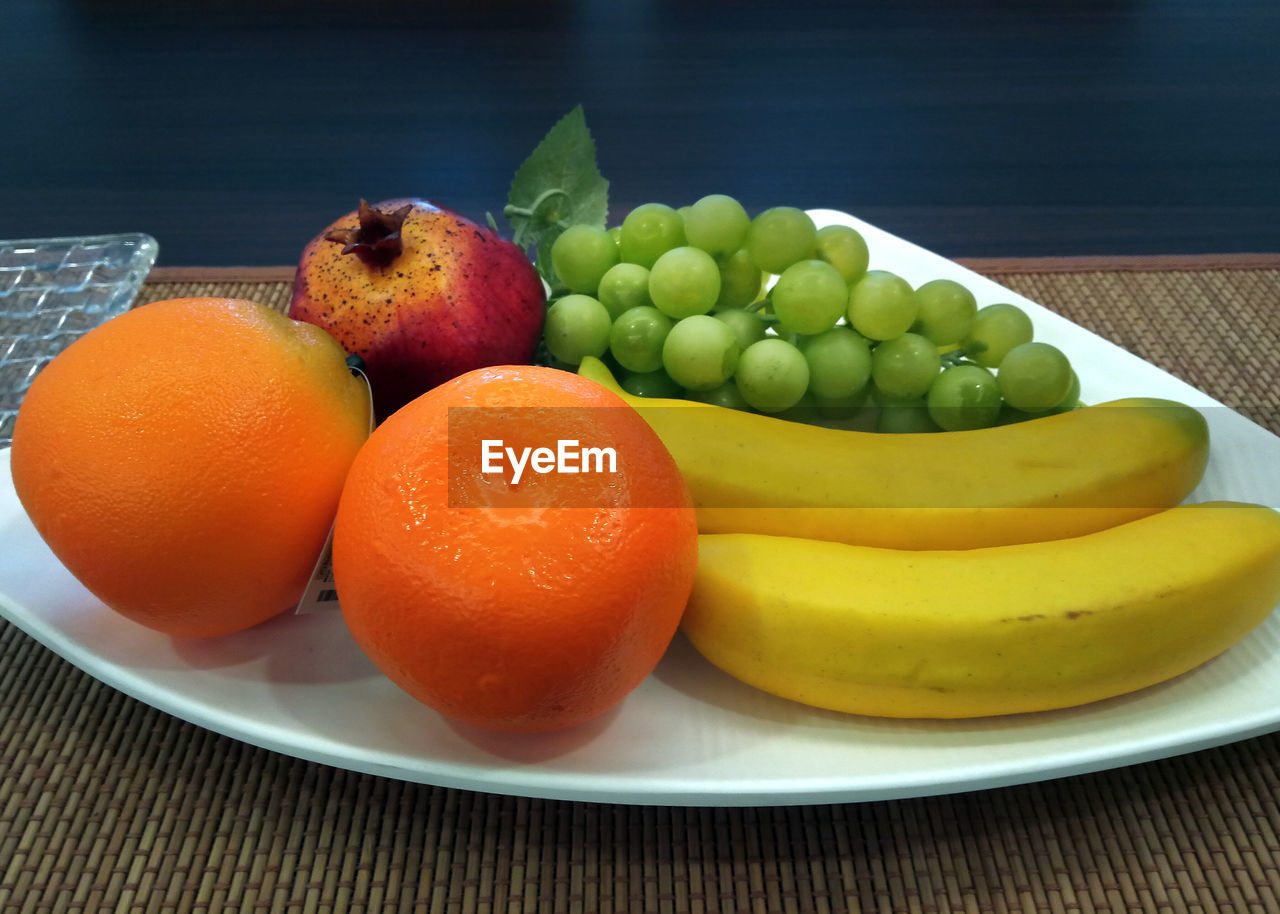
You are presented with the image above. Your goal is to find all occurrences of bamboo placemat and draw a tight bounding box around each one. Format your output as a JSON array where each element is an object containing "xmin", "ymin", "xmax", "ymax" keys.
[{"xmin": 3, "ymin": 257, "xmax": 1279, "ymax": 913}]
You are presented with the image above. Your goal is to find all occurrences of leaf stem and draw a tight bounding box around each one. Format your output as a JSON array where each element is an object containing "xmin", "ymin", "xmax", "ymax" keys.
[{"xmin": 503, "ymin": 187, "xmax": 574, "ymax": 221}]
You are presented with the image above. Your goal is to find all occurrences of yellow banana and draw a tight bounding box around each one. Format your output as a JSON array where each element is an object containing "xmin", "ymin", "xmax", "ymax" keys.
[
  {"xmin": 578, "ymin": 357, "xmax": 1209, "ymax": 549},
  {"xmin": 682, "ymin": 502, "xmax": 1280, "ymax": 719}
]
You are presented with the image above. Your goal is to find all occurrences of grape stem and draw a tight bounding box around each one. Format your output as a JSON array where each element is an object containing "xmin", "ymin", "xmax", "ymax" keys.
[
  {"xmin": 745, "ymin": 300, "xmax": 780, "ymax": 321},
  {"xmin": 503, "ymin": 188, "xmax": 573, "ymax": 228},
  {"xmin": 741, "ymin": 306, "xmax": 780, "ymax": 325}
]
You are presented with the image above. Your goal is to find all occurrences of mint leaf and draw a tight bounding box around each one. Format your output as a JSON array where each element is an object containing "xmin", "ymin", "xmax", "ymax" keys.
[{"xmin": 504, "ymin": 105, "xmax": 609, "ymax": 281}]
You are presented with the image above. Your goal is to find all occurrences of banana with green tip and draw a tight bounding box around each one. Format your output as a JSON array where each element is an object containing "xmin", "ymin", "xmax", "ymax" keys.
[{"xmin": 579, "ymin": 356, "xmax": 1210, "ymax": 549}]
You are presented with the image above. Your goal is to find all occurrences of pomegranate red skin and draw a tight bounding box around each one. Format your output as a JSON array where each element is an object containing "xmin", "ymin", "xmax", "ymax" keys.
[{"xmin": 289, "ymin": 199, "xmax": 546, "ymax": 420}]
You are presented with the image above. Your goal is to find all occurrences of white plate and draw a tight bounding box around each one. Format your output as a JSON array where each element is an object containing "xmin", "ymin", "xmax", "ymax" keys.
[{"xmin": 2, "ymin": 211, "xmax": 1279, "ymax": 807}]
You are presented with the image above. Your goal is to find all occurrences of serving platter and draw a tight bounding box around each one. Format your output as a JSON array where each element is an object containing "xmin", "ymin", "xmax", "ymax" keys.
[{"xmin": 2, "ymin": 210, "xmax": 1278, "ymax": 807}]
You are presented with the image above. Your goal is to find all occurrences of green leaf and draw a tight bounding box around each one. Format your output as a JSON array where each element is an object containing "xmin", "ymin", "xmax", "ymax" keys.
[{"xmin": 504, "ymin": 105, "xmax": 609, "ymax": 279}]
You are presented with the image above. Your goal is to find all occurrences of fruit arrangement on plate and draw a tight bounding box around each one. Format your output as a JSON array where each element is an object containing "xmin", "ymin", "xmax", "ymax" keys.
[{"xmin": 7, "ymin": 107, "xmax": 1280, "ymax": 738}]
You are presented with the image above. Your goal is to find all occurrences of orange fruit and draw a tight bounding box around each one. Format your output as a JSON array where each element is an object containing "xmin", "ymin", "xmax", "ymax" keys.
[
  {"xmin": 11, "ymin": 297, "xmax": 372, "ymax": 638},
  {"xmin": 332, "ymin": 364, "xmax": 698, "ymax": 733}
]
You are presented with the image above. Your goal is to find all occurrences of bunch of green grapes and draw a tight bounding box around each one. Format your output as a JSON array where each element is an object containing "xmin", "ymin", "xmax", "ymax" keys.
[{"xmin": 541, "ymin": 195, "xmax": 1081, "ymax": 432}]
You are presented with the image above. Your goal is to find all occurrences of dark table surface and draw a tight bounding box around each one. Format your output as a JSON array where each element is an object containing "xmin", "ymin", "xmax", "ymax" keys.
[{"xmin": 3, "ymin": 0, "xmax": 1278, "ymax": 268}]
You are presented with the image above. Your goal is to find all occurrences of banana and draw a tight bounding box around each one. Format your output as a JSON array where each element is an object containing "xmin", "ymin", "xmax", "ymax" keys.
[
  {"xmin": 682, "ymin": 502, "xmax": 1280, "ymax": 718},
  {"xmin": 578, "ymin": 357, "xmax": 1209, "ymax": 549}
]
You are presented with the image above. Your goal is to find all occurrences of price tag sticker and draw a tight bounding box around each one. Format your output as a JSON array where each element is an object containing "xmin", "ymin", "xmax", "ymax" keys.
[
  {"xmin": 295, "ymin": 535, "xmax": 341, "ymax": 613},
  {"xmin": 295, "ymin": 360, "xmax": 373, "ymax": 614}
]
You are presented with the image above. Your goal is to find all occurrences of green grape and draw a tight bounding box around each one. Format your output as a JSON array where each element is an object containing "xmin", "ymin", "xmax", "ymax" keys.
[
  {"xmin": 996, "ymin": 403, "xmax": 1052, "ymax": 425},
  {"xmin": 619, "ymin": 203, "xmax": 686, "ymax": 268},
  {"xmin": 815, "ymin": 390, "xmax": 869, "ymax": 420},
  {"xmin": 996, "ymin": 404, "xmax": 1029, "ymax": 425},
  {"xmin": 912, "ymin": 279, "xmax": 977, "ymax": 346},
  {"xmin": 1003, "ymin": 370, "xmax": 1082, "ymax": 422},
  {"xmin": 877, "ymin": 399, "xmax": 941, "ymax": 433},
  {"xmin": 1057, "ymin": 369, "xmax": 1081, "ymax": 408},
  {"xmin": 926, "ymin": 364, "xmax": 1003, "ymax": 431},
  {"xmin": 609, "ymin": 305, "xmax": 674, "ymax": 374},
  {"xmin": 734, "ymin": 337, "xmax": 809, "ymax": 413},
  {"xmin": 608, "ymin": 226, "xmax": 622, "ymax": 245},
  {"xmin": 745, "ymin": 207, "xmax": 817, "ymax": 275},
  {"xmin": 683, "ymin": 194, "xmax": 751, "ymax": 258},
  {"xmin": 620, "ymin": 369, "xmax": 684, "ymax": 399},
  {"xmin": 688, "ymin": 379, "xmax": 753, "ymax": 410},
  {"xmin": 770, "ymin": 259, "xmax": 848, "ymax": 336},
  {"xmin": 798, "ymin": 326, "xmax": 871, "ymax": 400},
  {"xmin": 649, "ymin": 246, "xmax": 722, "ymax": 319},
  {"xmin": 662, "ymin": 314, "xmax": 741, "ymax": 391},
  {"xmin": 847, "ymin": 270, "xmax": 918, "ymax": 341},
  {"xmin": 769, "ymin": 390, "xmax": 821, "ymax": 424},
  {"xmin": 814, "ymin": 224, "xmax": 870, "ymax": 284},
  {"xmin": 542, "ymin": 294, "xmax": 612, "ymax": 366},
  {"xmin": 870, "ymin": 332, "xmax": 941, "ymax": 399},
  {"xmin": 714, "ymin": 249, "xmax": 764, "ymax": 310},
  {"xmin": 962, "ymin": 303, "xmax": 1034, "ymax": 368},
  {"xmin": 868, "ymin": 383, "xmax": 901, "ymax": 407},
  {"xmin": 550, "ymin": 224, "xmax": 620, "ymax": 294},
  {"xmin": 714, "ymin": 308, "xmax": 768, "ymax": 353},
  {"xmin": 596, "ymin": 262, "xmax": 653, "ymax": 319},
  {"xmin": 997, "ymin": 342, "xmax": 1073, "ymax": 412},
  {"xmin": 870, "ymin": 383, "xmax": 931, "ymax": 408}
]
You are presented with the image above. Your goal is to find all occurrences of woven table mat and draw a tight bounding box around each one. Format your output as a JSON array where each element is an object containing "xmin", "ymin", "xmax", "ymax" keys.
[{"xmin": 3, "ymin": 257, "xmax": 1280, "ymax": 913}]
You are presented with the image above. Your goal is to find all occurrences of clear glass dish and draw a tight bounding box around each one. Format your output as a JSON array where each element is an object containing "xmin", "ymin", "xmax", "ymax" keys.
[{"xmin": 0, "ymin": 233, "xmax": 159, "ymax": 444}]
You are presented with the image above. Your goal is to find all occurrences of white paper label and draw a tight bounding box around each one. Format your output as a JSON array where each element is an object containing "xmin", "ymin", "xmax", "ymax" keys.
[
  {"xmin": 295, "ymin": 534, "xmax": 341, "ymax": 613},
  {"xmin": 295, "ymin": 363, "xmax": 373, "ymax": 614}
]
